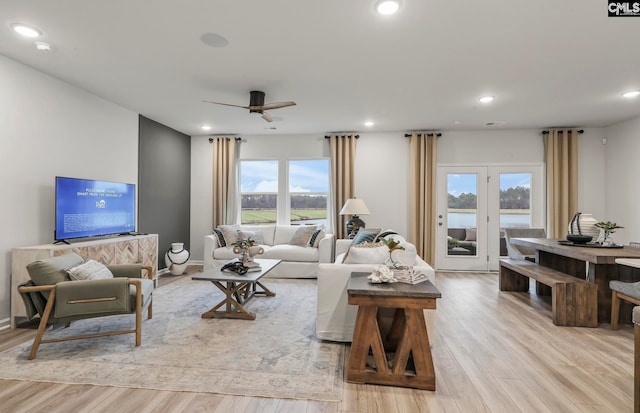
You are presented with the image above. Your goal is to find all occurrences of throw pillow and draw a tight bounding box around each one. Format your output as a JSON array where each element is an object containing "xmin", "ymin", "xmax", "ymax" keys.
[
  {"xmin": 352, "ymin": 228, "xmax": 381, "ymax": 245},
  {"xmin": 374, "ymin": 229, "xmax": 399, "ymax": 243},
  {"xmin": 238, "ymin": 229, "xmax": 265, "ymax": 245},
  {"xmin": 219, "ymin": 224, "xmax": 241, "ymax": 246},
  {"xmin": 212, "ymin": 228, "xmax": 227, "ymax": 247},
  {"xmin": 465, "ymin": 228, "xmax": 477, "ymax": 241},
  {"xmin": 289, "ymin": 225, "xmax": 318, "ymax": 247},
  {"xmin": 67, "ymin": 259, "xmax": 114, "ymax": 281},
  {"xmin": 308, "ymin": 228, "xmax": 325, "ymax": 247},
  {"xmin": 343, "ymin": 243, "xmax": 388, "ymax": 264}
]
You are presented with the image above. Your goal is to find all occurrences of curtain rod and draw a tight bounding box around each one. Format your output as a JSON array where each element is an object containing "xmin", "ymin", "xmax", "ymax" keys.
[
  {"xmin": 324, "ymin": 135, "xmax": 359, "ymax": 139},
  {"xmin": 404, "ymin": 133, "xmax": 442, "ymax": 137},
  {"xmin": 542, "ymin": 129, "xmax": 584, "ymax": 135},
  {"xmin": 208, "ymin": 137, "xmax": 242, "ymax": 143}
]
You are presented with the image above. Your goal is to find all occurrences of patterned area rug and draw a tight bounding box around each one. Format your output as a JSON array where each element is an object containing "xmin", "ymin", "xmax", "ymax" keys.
[{"xmin": 0, "ymin": 277, "xmax": 345, "ymax": 401}]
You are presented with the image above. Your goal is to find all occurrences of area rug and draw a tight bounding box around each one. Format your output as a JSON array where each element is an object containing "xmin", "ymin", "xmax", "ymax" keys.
[{"xmin": 0, "ymin": 277, "xmax": 345, "ymax": 402}]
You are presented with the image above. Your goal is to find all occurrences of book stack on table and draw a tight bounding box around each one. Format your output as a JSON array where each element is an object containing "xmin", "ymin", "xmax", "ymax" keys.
[{"xmin": 243, "ymin": 260, "xmax": 262, "ymax": 272}]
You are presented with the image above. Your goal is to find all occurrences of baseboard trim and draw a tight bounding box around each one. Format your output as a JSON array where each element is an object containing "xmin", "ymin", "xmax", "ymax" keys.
[
  {"xmin": 0, "ymin": 318, "xmax": 10, "ymax": 331},
  {"xmin": 158, "ymin": 261, "xmax": 203, "ymax": 276}
]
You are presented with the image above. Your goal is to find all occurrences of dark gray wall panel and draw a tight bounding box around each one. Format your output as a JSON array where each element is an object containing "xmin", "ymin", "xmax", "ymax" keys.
[{"xmin": 138, "ymin": 116, "xmax": 190, "ymax": 269}]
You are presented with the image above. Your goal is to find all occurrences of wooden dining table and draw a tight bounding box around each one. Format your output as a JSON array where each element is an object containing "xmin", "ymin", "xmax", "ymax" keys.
[{"xmin": 509, "ymin": 238, "xmax": 640, "ymax": 324}]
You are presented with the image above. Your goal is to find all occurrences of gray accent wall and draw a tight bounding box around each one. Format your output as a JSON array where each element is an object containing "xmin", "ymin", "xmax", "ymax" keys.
[{"xmin": 139, "ymin": 116, "xmax": 191, "ymax": 269}]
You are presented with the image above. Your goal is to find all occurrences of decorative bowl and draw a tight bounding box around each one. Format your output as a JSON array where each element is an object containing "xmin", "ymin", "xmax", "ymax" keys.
[{"xmin": 566, "ymin": 234, "xmax": 593, "ymax": 244}]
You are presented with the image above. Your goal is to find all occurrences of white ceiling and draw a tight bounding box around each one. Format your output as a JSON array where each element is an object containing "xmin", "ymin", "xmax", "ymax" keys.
[{"xmin": 1, "ymin": 1, "xmax": 639, "ymax": 136}]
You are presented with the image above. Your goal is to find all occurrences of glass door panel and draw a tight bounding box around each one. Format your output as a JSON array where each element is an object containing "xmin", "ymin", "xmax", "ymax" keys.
[
  {"xmin": 436, "ymin": 166, "xmax": 488, "ymax": 271},
  {"xmin": 446, "ymin": 173, "xmax": 478, "ymax": 257}
]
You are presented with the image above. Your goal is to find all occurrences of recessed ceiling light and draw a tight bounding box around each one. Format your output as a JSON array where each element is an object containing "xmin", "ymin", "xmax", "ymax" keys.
[
  {"xmin": 34, "ymin": 42, "xmax": 52, "ymax": 51},
  {"xmin": 363, "ymin": 120, "xmax": 375, "ymax": 127},
  {"xmin": 201, "ymin": 125, "xmax": 212, "ymax": 131},
  {"xmin": 478, "ymin": 96, "xmax": 495, "ymax": 104},
  {"xmin": 375, "ymin": 0, "xmax": 401, "ymax": 15},
  {"xmin": 622, "ymin": 90, "xmax": 640, "ymax": 98},
  {"xmin": 200, "ymin": 33, "xmax": 229, "ymax": 48},
  {"xmin": 11, "ymin": 23, "xmax": 41, "ymax": 38}
]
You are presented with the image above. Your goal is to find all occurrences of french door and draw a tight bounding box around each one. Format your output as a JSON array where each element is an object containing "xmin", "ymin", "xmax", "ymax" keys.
[{"xmin": 435, "ymin": 164, "xmax": 545, "ymax": 271}]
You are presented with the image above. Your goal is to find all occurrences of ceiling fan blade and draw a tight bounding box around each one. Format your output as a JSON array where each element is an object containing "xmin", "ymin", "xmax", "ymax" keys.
[
  {"xmin": 203, "ymin": 100, "xmax": 250, "ymax": 109},
  {"xmin": 261, "ymin": 112, "xmax": 273, "ymax": 122},
  {"xmin": 261, "ymin": 101, "xmax": 296, "ymax": 110}
]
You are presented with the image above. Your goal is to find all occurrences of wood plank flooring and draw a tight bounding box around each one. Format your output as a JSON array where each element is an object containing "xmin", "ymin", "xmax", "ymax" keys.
[{"xmin": 0, "ymin": 270, "xmax": 634, "ymax": 412}]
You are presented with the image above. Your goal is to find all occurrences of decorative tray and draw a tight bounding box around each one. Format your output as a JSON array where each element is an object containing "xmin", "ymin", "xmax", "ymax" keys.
[{"xmin": 557, "ymin": 240, "xmax": 624, "ymax": 249}]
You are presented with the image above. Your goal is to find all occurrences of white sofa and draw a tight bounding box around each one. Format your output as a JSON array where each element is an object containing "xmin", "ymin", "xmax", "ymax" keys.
[
  {"xmin": 204, "ymin": 224, "xmax": 334, "ymax": 278},
  {"xmin": 316, "ymin": 237, "xmax": 435, "ymax": 342}
]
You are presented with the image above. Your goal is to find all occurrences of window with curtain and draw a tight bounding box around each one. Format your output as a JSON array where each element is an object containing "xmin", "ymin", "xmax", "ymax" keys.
[{"xmin": 239, "ymin": 158, "xmax": 329, "ymax": 225}]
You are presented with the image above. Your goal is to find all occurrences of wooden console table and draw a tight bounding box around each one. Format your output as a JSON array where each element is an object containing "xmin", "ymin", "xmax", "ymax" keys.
[
  {"xmin": 509, "ymin": 238, "xmax": 640, "ymax": 324},
  {"xmin": 11, "ymin": 234, "xmax": 158, "ymax": 328},
  {"xmin": 346, "ymin": 273, "xmax": 441, "ymax": 390}
]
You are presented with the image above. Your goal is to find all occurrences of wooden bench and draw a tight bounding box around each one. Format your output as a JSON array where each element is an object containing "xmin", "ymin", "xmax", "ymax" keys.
[{"xmin": 499, "ymin": 258, "xmax": 598, "ymax": 327}]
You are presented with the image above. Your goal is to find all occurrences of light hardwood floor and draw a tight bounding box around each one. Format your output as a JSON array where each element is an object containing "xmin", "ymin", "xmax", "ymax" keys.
[{"xmin": 0, "ymin": 270, "xmax": 634, "ymax": 413}]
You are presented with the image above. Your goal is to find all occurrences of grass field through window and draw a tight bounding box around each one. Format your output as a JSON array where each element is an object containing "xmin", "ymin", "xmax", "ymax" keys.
[{"xmin": 241, "ymin": 209, "xmax": 327, "ymax": 224}]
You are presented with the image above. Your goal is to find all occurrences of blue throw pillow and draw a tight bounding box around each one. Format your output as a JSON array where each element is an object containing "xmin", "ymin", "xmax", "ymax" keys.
[{"xmin": 352, "ymin": 228, "xmax": 380, "ymax": 245}]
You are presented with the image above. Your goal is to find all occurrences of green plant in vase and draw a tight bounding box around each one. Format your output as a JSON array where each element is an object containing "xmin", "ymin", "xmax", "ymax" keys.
[
  {"xmin": 382, "ymin": 237, "xmax": 405, "ymax": 268},
  {"xmin": 594, "ymin": 221, "xmax": 623, "ymax": 245}
]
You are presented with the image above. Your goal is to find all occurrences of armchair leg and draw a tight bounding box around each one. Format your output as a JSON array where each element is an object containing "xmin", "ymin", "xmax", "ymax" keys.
[
  {"xmin": 148, "ymin": 300, "xmax": 153, "ymax": 320},
  {"xmin": 135, "ymin": 283, "xmax": 142, "ymax": 347},
  {"xmin": 612, "ymin": 291, "xmax": 621, "ymax": 330},
  {"xmin": 29, "ymin": 289, "xmax": 56, "ymax": 360}
]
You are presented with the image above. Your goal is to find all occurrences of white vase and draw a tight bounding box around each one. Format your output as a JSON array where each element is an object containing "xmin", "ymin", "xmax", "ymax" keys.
[
  {"xmin": 568, "ymin": 213, "xmax": 601, "ymax": 239},
  {"xmin": 165, "ymin": 242, "xmax": 190, "ymax": 275}
]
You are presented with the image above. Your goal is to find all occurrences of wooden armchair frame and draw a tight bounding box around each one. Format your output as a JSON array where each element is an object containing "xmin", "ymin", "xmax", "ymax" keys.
[{"xmin": 17, "ymin": 266, "xmax": 153, "ymax": 360}]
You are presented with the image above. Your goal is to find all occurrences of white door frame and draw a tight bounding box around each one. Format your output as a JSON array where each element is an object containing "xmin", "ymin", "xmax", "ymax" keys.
[{"xmin": 436, "ymin": 163, "xmax": 545, "ymax": 271}]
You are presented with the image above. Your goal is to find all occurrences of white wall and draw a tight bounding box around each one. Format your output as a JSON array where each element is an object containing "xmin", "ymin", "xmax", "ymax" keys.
[
  {"xmin": 603, "ymin": 115, "xmax": 640, "ymax": 244},
  {"xmin": 0, "ymin": 55, "xmax": 138, "ymax": 326}
]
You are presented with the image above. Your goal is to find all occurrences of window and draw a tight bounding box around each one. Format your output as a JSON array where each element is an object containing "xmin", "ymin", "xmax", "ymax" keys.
[
  {"xmin": 240, "ymin": 160, "xmax": 278, "ymax": 224},
  {"xmin": 239, "ymin": 159, "xmax": 330, "ymax": 226},
  {"xmin": 289, "ymin": 159, "xmax": 329, "ymax": 226}
]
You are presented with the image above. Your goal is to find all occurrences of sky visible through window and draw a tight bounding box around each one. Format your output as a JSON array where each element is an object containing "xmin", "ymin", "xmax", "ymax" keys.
[
  {"xmin": 241, "ymin": 159, "xmax": 329, "ymax": 193},
  {"xmin": 447, "ymin": 173, "xmax": 530, "ymax": 196}
]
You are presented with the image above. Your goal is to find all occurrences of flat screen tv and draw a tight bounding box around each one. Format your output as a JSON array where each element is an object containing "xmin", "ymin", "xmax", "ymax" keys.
[{"xmin": 55, "ymin": 176, "xmax": 136, "ymax": 241}]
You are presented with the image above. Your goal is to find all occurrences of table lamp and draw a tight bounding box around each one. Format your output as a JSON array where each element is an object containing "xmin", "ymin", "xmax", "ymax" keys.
[{"xmin": 339, "ymin": 198, "xmax": 371, "ymax": 238}]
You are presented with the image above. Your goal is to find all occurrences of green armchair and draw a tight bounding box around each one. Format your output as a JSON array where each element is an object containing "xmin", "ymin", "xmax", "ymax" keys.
[{"xmin": 17, "ymin": 252, "xmax": 154, "ymax": 360}]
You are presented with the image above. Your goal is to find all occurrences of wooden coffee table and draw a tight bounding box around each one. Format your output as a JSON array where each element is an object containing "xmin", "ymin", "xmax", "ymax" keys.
[{"xmin": 192, "ymin": 258, "xmax": 281, "ymax": 320}]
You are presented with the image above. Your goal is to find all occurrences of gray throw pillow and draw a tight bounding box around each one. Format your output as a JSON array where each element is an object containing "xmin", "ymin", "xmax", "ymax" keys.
[
  {"xmin": 67, "ymin": 259, "xmax": 114, "ymax": 281},
  {"xmin": 238, "ymin": 229, "xmax": 265, "ymax": 245}
]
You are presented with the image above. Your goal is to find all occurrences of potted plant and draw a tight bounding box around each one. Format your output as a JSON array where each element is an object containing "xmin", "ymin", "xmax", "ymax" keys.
[
  {"xmin": 381, "ymin": 237, "xmax": 405, "ymax": 268},
  {"xmin": 594, "ymin": 221, "xmax": 624, "ymax": 245}
]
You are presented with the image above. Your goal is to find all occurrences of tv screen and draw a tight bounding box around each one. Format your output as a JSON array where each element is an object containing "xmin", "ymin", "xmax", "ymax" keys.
[{"xmin": 55, "ymin": 176, "xmax": 136, "ymax": 241}]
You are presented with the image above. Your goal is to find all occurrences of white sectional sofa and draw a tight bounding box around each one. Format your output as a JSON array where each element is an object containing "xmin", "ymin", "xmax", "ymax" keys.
[
  {"xmin": 204, "ymin": 224, "xmax": 334, "ymax": 278},
  {"xmin": 316, "ymin": 236, "xmax": 435, "ymax": 342}
]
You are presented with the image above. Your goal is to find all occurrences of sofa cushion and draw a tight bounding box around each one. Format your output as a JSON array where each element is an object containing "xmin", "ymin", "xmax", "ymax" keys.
[
  {"xmin": 264, "ymin": 244, "xmax": 320, "ymax": 262},
  {"xmin": 67, "ymin": 259, "xmax": 114, "ymax": 281},
  {"xmin": 289, "ymin": 225, "xmax": 318, "ymax": 246},
  {"xmin": 343, "ymin": 244, "xmax": 388, "ymax": 264},
  {"xmin": 465, "ymin": 227, "xmax": 477, "ymax": 241},
  {"xmin": 240, "ymin": 224, "xmax": 275, "ymax": 245},
  {"xmin": 274, "ymin": 225, "xmax": 300, "ymax": 245},
  {"xmin": 238, "ymin": 229, "xmax": 265, "ymax": 245}
]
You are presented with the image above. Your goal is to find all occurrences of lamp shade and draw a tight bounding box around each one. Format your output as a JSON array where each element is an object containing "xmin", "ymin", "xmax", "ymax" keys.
[{"xmin": 339, "ymin": 198, "xmax": 371, "ymax": 216}]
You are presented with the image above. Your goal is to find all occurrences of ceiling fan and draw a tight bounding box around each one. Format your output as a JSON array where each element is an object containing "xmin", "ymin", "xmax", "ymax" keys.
[{"xmin": 204, "ymin": 91, "xmax": 296, "ymax": 122}]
